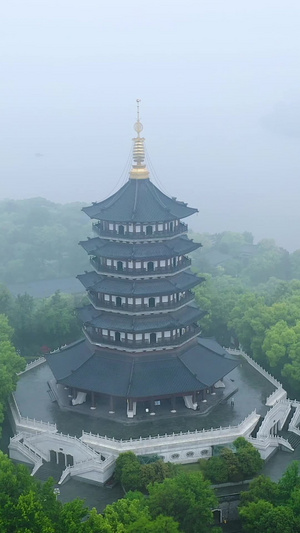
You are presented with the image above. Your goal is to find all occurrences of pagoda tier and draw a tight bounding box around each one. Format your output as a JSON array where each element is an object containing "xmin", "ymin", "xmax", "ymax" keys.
[
  {"xmin": 77, "ymin": 270, "xmax": 203, "ymax": 297},
  {"xmin": 47, "ymin": 337, "xmax": 238, "ymax": 400},
  {"xmin": 92, "ymin": 220, "xmax": 188, "ymax": 241},
  {"xmin": 82, "ymin": 178, "xmax": 198, "ymax": 223},
  {"xmin": 78, "ymin": 303, "xmax": 204, "ymax": 351},
  {"xmin": 78, "ymin": 302, "xmax": 203, "ymax": 331},
  {"xmin": 77, "ymin": 270, "xmax": 204, "ymax": 314},
  {"xmin": 79, "ymin": 235, "xmax": 200, "ymax": 261}
]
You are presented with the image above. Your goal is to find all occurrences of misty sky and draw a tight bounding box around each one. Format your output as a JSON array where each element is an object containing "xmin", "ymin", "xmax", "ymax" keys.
[{"xmin": 1, "ymin": 1, "xmax": 300, "ymax": 250}]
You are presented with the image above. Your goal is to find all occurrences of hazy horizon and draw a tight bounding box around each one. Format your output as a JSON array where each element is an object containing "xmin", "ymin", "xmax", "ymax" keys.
[{"xmin": 2, "ymin": 1, "xmax": 300, "ymax": 251}]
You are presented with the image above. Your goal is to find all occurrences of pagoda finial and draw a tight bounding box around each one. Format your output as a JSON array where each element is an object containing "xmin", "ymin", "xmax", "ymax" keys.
[{"xmin": 130, "ymin": 99, "xmax": 149, "ymax": 180}]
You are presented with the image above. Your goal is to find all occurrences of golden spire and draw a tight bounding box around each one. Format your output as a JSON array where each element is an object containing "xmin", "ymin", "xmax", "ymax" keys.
[{"xmin": 130, "ymin": 99, "xmax": 150, "ymax": 180}]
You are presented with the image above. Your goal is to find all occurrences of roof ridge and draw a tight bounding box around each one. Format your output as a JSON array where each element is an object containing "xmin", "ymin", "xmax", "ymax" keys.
[
  {"xmin": 132, "ymin": 179, "xmax": 139, "ymax": 219},
  {"xmin": 126, "ymin": 358, "xmax": 135, "ymax": 397}
]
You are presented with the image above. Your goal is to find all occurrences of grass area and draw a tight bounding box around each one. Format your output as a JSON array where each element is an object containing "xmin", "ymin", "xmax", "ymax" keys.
[{"xmin": 178, "ymin": 462, "xmax": 200, "ymax": 473}]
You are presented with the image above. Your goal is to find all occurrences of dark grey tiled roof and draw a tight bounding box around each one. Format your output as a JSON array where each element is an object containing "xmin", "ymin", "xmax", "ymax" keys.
[
  {"xmin": 129, "ymin": 356, "xmax": 204, "ymax": 397},
  {"xmin": 57, "ymin": 352, "xmax": 133, "ymax": 396},
  {"xmin": 46, "ymin": 338, "xmax": 238, "ymax": 398},
  {"xmin": 197, "ymin": 337, "xmax": 228, "ymax": 356},
  {"xmin": 46, "ymin": 339, "xmax": 93, "ymax": 381},
  {"xmin": 179, "ymin": 339, "xmax": 239, "ymax": 387},
  {"xmin": 79, "ymin": 235, "xmax": 200, "ymax": 260},
  {"xmin": 77, "ymin": 303, "xmax": 204, "ymax": 332},
  {"xmin": 82, "ymin": 179, "xmax": 198, "ymax": 223},
  {"xmin": 77, "ymin": 270, "xmax": 203, "ymax": 297}
]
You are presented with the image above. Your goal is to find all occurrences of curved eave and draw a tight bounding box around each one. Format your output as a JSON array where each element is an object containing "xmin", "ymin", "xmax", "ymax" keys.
[
  {"xmin": 78, "ymin": 303, "xmax": 205, "ymax": 333},
  {"xmin": 79, "ymin": 236, "xmax": 201, "ymax": 260},
  {"xmin": 77, "ymin": 271, "xmax": 204, "ymax": 297},
  {"xmin": 47, "ymin": 338, "xmax": 239, "ymax": 399},
  {"xmin": 82, "ymin": 179, "xmax": 198, "ymax": 223}
]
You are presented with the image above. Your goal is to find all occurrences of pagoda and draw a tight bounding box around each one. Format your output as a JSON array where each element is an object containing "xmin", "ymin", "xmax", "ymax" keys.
[{"xmin": 47, "ymin": 102, "xmax": 237, "ymax": 418}]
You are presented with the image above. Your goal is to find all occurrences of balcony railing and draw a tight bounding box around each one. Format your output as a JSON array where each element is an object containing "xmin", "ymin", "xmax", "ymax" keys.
[
  {"xmin": 88, "ymin": 291, "xmax": 195, "ymax": 312},
  {"xmin": 90, "ymin": 257, "xmax": 192, "ymax": 277},
  {"xmin": 83, "ymin": 325, "xmax": 201, "ymax": 350},
  {"xmin": 92, "ymin": 222, "xmax": 188, "ymax": 241}
]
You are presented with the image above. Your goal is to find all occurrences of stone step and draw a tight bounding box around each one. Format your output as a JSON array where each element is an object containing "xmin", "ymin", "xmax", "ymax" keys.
[
  {"xmin": 282, "ymin": 406, "xmax": 296, "ymax": 432},
  {"xmin": 279, "ymin": 430, "xmax": 300, "ymax": 450},
  {"xmin": 251, "ymin": 416, "xmax": 263, "ymax": 438},
  {"xmin": 34, "ymin": 462, "xmax": 64, "ymax": 483}
]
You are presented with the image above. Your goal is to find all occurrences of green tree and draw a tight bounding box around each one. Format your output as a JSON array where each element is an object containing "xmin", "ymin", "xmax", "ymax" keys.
[
  {"xmin": 0, "ymin": 315, "xmax": 25, "ymax": 434},
  {"xmin": 234, "ymin": 437, "xmax": 264, "ymax": 479},
  {"xmin": 140, "ymin": 460, "xmax": 176, "ymax": 487},
  {"xmin": 114, "ymin": 452, "xmax": 143, "ymax": 492},
  {"xmin": 147, "ymin": 471, "xmax": 217, "ymax": 533},
  {"xmin": 36, "ymin": 291, "xmax": 81, "ymax": 351},
  {"xmin": 0, "ymin": 284, "xmax": 13, "ymax": 316},
  {"xmin": 199, "ymin": 455, "xmax": 229, "ymax": 484},
  {"xmin": 10, "ymin": 293, "xmax": 37, "ymax": 356},
  {"xmin": 239, "ymin": 500, "xmax": 297, "ymax": 532},
  {"xmin": 240, "ymin": 475, "xmax": 279, "ymax": 507},
  {"xmin": 194, "ymin": 274, "xmax": 245, "ymax": 345}
]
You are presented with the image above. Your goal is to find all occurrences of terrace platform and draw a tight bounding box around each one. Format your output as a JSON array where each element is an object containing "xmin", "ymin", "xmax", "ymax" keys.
[{"xmin": 14, "ymin": 353, "xmax": 274, "ymax": 440}]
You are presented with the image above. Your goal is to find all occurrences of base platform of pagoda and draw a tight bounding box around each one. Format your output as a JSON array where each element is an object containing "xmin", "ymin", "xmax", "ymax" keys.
[
  {"xmin": 46, "ymin": 375, "xmax": 238, "ymax": 423},
  {"xmin": 13, "ymin": 355, "xmax": 274, "ymax": 440},
  {"xmin": 46, "ymin": 337, "xmax": 239, "ymax": 411}
]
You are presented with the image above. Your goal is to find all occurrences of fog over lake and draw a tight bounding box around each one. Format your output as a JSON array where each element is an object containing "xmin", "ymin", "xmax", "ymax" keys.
[{"xmin": 1, "ymin": 1, "xmax": 300, "ymax": 250}]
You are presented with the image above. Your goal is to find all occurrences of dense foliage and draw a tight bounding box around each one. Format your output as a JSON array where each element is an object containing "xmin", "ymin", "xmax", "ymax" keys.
[
  {"xmin": 199, "ymin": 438, "xmax": 263, "ymax": 484},
  {"xmin": 191, "ymin": 231, "xmax": 293, "ymax": 284},
  {"xmin": 239, "ymin": 462, "xmax": 300, "ymax": 532},
  {"xmin": 114, "ymin": 452, "xmax": 177, "ymax": 492},
  {"xmin": 0, "ymin": 451, "xmax": 221, "ymax": 533},
  {"xmin": 0, "ymin": 197, "xmax": 90, "ymax": 284},
  {"xmin": 194, "ymin": 275, "xmax": 300, "ymax": 395},
  {"xmin": 191, "ymin": 231, "xmax": 300, "ymax": 396},
  {"xmin": 0, "ymin": 198, "xmax": 299, "ymax": 287},
  {"xmin": 0, "ymin": 285, "xmax": 82, "ymax": 357},
  {"xmin": 0, "ymin": 315, "xmax": 25, "ymax": 436},
  {"xmin": 147, "ymin": 471, "xmax": 218, "ymax": 533}
]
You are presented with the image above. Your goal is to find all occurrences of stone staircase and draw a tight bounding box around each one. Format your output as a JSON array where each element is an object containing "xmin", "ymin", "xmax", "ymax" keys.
[
  {"xmin": 250, "ymin": 416, "xmax": 264, "ymax": 438},
  {"xmin": 34, "ymin": 461, "xmax": 64, "ymax": 483},
  {"xmin": 279, "ymin": 429, "xmax": 300, "ymax": 450},
  {"xmin": 278, "ymin": 406, "xmax": 300, "ymax": 450},
  {"xmin": 282, "ymin": 406, "xmax": 296, "ymax": 431}
]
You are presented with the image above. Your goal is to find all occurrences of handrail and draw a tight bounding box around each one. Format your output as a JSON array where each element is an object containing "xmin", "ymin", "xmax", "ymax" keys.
[
  {"xmin": 226, "ymin": 348, "xmax": 283, "ymax": 389},
  {"xmin": 17, "ymin": 357, "xmax": 46, "ymax": 375},
  {"xmin": 9, "ymin": 394, "xmax": 57, "ymax": 433},
  {"xmin": 81, "ymin": 410, "xmax": 258, "ymax": 446},
  {"xmin": 30, "ymin": 431, "xmax": 101, "ymax": 458}
]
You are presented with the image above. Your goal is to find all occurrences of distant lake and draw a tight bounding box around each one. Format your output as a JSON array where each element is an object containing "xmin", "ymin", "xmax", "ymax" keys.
[{"xmin": 7, "ymin": 277, "xmax": 83, "ymax": 299}]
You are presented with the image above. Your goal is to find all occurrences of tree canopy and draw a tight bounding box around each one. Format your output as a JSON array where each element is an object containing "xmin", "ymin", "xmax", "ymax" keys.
[
  {"xmin": 0, "ymin": 198, "xmax": 90, "ymax": 284},
  {"xmin": 0, "ymin": 285, "xmax": 82, "ymax": 357},
  {"xmin": 239, "ymin": 462, "xmax": 300, "ymax": 532},
  {"xmin": 0, "ymin": 451, "xmax": 183, "ymax": 532},
  {"xmin": 0, "ymin": 315, "xmax": 25, "ymax": 435}
]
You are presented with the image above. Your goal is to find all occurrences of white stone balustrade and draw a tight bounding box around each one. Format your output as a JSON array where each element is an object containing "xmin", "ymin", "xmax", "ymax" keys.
[
  {"xmin": 80, "ymin": 410, "xmax": 260, "ymax": 463},
  {"xmin": 58, "ymin": 455, "xmax": 116, "ymax": 485},
  {"xmin": 288, "ymin": 400, "xmax": 300, "ymax": 436},
  {"xmin": 9, "ymin": 394, "xmax": 57, "ymax": 434},
  {"xmin": 257, "ymin": 399, "xmax": 292, "ymax": 438},
  {"xmin": 248, "ymin": 435, "xmax": 293, "ymax": 459},
  {"xmin": 226, "ymin": 348, "xmax": 283, "ymax": 389},
  {"xmin": 17, "ymin": 356, "xmax": 46, "ymax": 375},
  {"xmin": 266, "ymin": 388, "xmax": 287, "ymax": 407}
]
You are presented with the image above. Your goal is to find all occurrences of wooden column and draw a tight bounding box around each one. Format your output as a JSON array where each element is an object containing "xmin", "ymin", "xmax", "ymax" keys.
[
  {"xmin": 150, "ymin": 400, "xmax": 156, "ymax": 416},
  {"xmin": 109, "ymin": 395, "xmax": 115, "ymax": 414},
  {"xmin": 90, "ymin": 391, "xmax": 96, "ymax": 410},
  {"xmin": 171, "ymin": 396, "xmax": 176, "ymax": 413}
]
